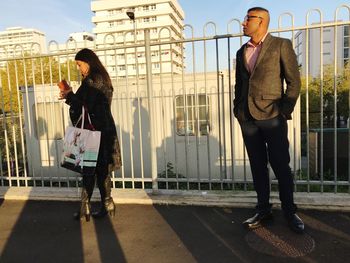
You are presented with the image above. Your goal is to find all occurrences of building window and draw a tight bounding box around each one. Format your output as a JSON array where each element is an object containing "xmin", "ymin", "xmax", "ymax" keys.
[
  {"xmin": 107, "ymin": 66, "xmax": 116, "ymax": 72},
  {"xmin": 128, "ymin": 53, "xmax": 136, "ymax": 59},
  {"xmin": 150, "ymin": 4, "xmax": 156, "ymax": 10},
  {"xmin": 175, "ymin": 94, "xmax": 210, "ymax": 136},
  {"xmin": 344, "ymin": 48, "xmax": 349, "ymax": 59},
  {"xmin": 34, "ymin": 102, "xmax": 64, "ymax": 140},
  {"xmin": 143, "ymin": 5, "xmax": 149, "ymax": 11},
  {"xmin": 119, "ymin": 65, "xmax": 126, "ymax": 71},
  {"xmin": 143, "ymin": 17, "xmax": 150, "ymax": 23},
  {"xmin": 109, "ymin": 55, "xmax": 115, "ymax": 61}
]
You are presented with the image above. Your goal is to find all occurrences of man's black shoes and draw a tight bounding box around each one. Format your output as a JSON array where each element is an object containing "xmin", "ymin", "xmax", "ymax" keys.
[
  {"xmin": 286, "ymin": 213, "xmax": 304, "ymax": 234},
  {"xmin": 243, "ymin": 212, "xmax": 304, "ymax": 234},
  {"xmin": 242, "ymin": 212, "xmax": 273, "ymax": 229}
]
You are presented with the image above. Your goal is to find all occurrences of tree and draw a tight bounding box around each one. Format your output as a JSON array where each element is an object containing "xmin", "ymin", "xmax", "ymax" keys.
[
  {"xmin": 0, "ymin": 55, "xmax": 79, "ymax": 173},
  {"xmin": 0, "ymin": 56, "xmax": 78, "ymax": 114},
  {"xmin": 300, "ymin": 64, "xmax": 350, "ymax": 131}
]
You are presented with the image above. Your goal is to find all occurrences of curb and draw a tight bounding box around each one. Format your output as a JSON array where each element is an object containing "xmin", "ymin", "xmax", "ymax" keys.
[{"xmin": 1, "ymin": 187, "xmax": 350, "ymax": 211}]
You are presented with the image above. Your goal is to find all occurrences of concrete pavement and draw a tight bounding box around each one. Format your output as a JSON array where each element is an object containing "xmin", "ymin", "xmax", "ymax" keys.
[{"xmin": 0, "ymin": 199, "xmax": 350, "ymax": 263}]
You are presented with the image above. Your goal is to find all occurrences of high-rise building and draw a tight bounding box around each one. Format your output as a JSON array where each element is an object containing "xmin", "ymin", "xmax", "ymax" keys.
[
  {"xmin": 0, "ymin": 27, "xmax": 47, "ymax": 59},
  {"xmin": 50, "ymin": 31, "xmax": 96, "ymax": 53},
  {"xmin": 68, "ymin": 32, "xmax": 95, "ymax": 42},
  {"xmin": 294, "ymin": 23, "xmax": 349, "ymax": 77},
  {"xmin": 91, "ymin": 0, "xmax": 185, "ymax": 77}
]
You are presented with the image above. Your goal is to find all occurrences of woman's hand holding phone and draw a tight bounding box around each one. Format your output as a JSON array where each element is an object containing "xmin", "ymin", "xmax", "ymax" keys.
[{"xmin": 58, "ymin": 79, "xmax": 72, "ymax": 99}]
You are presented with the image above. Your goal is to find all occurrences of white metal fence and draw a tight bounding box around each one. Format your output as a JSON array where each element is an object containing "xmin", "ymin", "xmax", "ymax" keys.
[{"xmin": 0, "ymin": 6, "xmax": 350, "ymax": 195}]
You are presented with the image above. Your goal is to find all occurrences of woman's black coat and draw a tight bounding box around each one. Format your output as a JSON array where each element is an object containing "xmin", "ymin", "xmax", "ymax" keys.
[{"xmin": 65, "ymin": 76, "xmax": 122, "ymax": 174}]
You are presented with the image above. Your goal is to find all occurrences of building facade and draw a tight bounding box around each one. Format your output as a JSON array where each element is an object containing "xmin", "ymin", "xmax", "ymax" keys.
[
  {"xmin": 91, "ymin": 0, "xmax": 185, "ymax": 77},
  {"xmin": 0, "ymin": 27, "xmax": 47, "ymax": 59},
  {"xmin": 295, "ymin": 23, "xmax": 349, "ymax": 77},
  {"xmin": 50, "ymin": 31, "xmax": 96, "ymax": 53}
]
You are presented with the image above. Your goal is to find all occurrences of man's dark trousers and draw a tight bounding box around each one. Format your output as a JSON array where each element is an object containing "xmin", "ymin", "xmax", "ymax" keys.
[{"xmin": 239, "ymin": 115, "xmax": 297, "ymax": 216}]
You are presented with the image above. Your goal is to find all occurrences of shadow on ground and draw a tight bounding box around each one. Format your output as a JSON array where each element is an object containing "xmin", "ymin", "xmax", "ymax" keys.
[
  {"xmin": 155, "ymin": 205, "xmax": 350, "ymax": 262},
  {"xmin": 0, "ymin": 200, "xmax": 126, "ymax": 263},
  {"xmin": 0, "ymin": 200, "xmax": 349, "ymax": 263}
]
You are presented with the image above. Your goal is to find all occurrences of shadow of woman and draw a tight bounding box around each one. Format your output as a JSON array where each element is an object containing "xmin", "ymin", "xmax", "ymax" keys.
[
  {"xmin": 0, "ymin": 200, "xmax": 128, "ymax": 263},
  {"xmin": 93, "ymin": 216, "xmax": 127, "ymax": 263}
]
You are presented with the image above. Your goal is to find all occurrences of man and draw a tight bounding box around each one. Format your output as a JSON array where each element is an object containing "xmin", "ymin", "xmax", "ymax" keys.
[{"xmin": 234, "ymin": 7, "xmax": 304, "ymax": 233}]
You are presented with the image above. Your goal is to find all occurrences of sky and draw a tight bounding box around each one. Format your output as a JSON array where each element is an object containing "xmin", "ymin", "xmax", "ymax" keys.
[{"xmin": 0, "ymin": 0, "xmax": 349, "ymax": 44}]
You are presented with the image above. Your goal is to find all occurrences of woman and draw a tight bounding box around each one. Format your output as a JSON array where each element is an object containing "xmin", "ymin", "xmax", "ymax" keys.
[{"xmin": 59, "ymin": 48, "xmax": 122, "ymax": 221}]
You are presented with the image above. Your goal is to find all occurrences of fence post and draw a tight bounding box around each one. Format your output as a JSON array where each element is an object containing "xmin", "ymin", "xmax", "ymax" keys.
[{"xmin": 144, "ymin": 29, "xmax": 158, "ymax": 191}]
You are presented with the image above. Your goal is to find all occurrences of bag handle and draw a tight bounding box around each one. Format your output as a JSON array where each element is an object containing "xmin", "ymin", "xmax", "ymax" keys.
[{"xmin": 75, "ymin": 106, "xmax": 94, "ymax": 130}]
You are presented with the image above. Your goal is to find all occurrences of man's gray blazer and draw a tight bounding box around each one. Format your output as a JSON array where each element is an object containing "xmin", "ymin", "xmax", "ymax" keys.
[{"xmin": 233, "ymin": 33, "xmax": 301, "ymax": 121}]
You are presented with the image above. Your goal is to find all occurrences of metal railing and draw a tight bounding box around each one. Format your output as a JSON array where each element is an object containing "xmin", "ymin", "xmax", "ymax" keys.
[{"xmin": 0, "ymin": 5, "xmax": 350, "ymax": 195}]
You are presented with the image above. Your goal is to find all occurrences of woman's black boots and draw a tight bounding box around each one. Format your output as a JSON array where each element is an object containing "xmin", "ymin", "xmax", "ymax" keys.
[
  {"xmin": 74, "ymin": 175, "xmax": 95, "ymax": 222},
  {"xmin": 74, "ymin": 188, "xmax": 91, "ymax": 222},
  {"xmin": 92, "ymin": 175, "xmax": 115, "ymax": 218}
]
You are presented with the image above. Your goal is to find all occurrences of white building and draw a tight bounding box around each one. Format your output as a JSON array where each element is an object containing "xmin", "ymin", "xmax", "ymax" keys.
[
  {"xmin": 49, "ymin": 31, "xmax": 96, "ymax": 54},
  {"xmin": 295, "ymin": 23, "xmax": 349, "ymax": 77},
  {"xmin": 21, "ymin": 71, "xmax": 301, "ymax": 181},
  {"xmin": 0, "ymin": 26, "xmax": 47, "ymax": 59},
  {"xmin": 68, "ymin": 31, "xmax": 95, "ymax": 42},
  {"xmin": 91, "ymin": 0, "xmax": 185, "ymax": 77}
]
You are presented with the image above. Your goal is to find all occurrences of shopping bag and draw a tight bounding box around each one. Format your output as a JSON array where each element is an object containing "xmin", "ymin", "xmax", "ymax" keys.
[{"xmin": 61, "ymin": 107, "xmax": 101, "ymax": 175}]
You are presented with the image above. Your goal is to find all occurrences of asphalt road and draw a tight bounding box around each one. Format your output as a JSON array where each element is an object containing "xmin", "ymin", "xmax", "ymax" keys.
[{"xmin": 0, "ymin": 200, "xmax": 349, "ymax": 263}]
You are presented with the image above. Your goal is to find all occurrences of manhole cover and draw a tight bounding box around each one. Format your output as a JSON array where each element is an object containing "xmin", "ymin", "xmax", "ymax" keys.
[{"xmin": 245, "ymin": 225, "xmax": 315, "ymax": 258}]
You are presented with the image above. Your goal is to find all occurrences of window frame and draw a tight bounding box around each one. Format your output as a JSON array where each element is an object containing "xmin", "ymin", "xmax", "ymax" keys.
[{"xmin": 175, "ymin": 94, "xmax": 211, "ymax": 137}]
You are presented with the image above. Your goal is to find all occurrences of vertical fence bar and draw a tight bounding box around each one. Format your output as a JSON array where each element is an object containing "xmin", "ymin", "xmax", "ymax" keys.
[
  {"xmin": 227, "ymin": 18, "xmax": 242, "ymax": 190},
  {"xmin": 333, "ymin": 15, "xmax": 339, "ymax": 193},
  {"xmin": 216, "ymin": 41, "xmax": 223, "ymax": 190},
  {"xmin": 4, "ymin": 57, "xmax": 13, "ymax": 185},
  {"xmin": 305, "ymin": 12, "xmax": 311, "ymax": 192},
  {"xmin": 158, "ymin": 27, "xmax": 171, "ymax": 190},
  {"xmin": 144, "ymin": 29, "xmax": 157, "ymax": 191},
  {"xmin": 135, "ymin": 29, "xmax": 145, "ymax": 189},
  {"xmin": 220, "ymin": 72, "xmax": 227, "ymax": 182},
  {"xmin": 0, "ymin": 11, "xmax": 349, "ymax": 194},
  {"xmin": 319, "ymin": 20, "xmax": 324, "ymax": 193}
]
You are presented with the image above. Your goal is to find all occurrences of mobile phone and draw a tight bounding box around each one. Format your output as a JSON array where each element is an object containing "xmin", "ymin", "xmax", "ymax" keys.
[{"xmin": 58, "ymin": 79, "xmax": 70, "ymax": 91}]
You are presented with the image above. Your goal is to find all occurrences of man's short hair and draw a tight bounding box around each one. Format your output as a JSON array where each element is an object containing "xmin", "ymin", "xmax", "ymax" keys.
[{"xmin": 247, "ymin": 7, "xmax": 269, "ymax": 13}]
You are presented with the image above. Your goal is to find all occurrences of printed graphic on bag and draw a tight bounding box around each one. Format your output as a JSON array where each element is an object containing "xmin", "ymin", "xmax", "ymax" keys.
[{"xmin": 61, "ymin": 126, "xmax": 101, "ymax": 175}]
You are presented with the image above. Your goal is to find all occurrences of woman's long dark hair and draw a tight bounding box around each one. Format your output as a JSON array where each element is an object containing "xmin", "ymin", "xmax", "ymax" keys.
[{"xmin": 75, "ymin": 48, "xmax": 113, "ymax": 93}]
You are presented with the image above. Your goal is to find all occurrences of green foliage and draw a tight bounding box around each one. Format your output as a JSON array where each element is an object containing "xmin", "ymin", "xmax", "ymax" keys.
[
  {"xmin": 158, "ymin": 162, "xmax": 186, "ymax": 189},
  {"xmin": 0, "ymin": 55, "xmax": 79, "ymax": 171},
  {"xmin": 300, "ymin": 64, "xmax": 350, "ymax": 131},
  {"xmin": 0, "ymin": 116, "xmax": 24, "ymax": 173},
  {"xmin": 0, "ymin": 56, "xmax": 79, "ymax": 114},
  {"xmin": 158, "ymin": 162, "xmax": 185, "ymax": 178}
]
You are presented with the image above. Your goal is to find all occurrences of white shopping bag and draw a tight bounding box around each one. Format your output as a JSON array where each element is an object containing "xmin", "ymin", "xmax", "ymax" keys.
[{"xmin": 61, "ymin": 107, "xmax": 101, "ymax": 175}]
